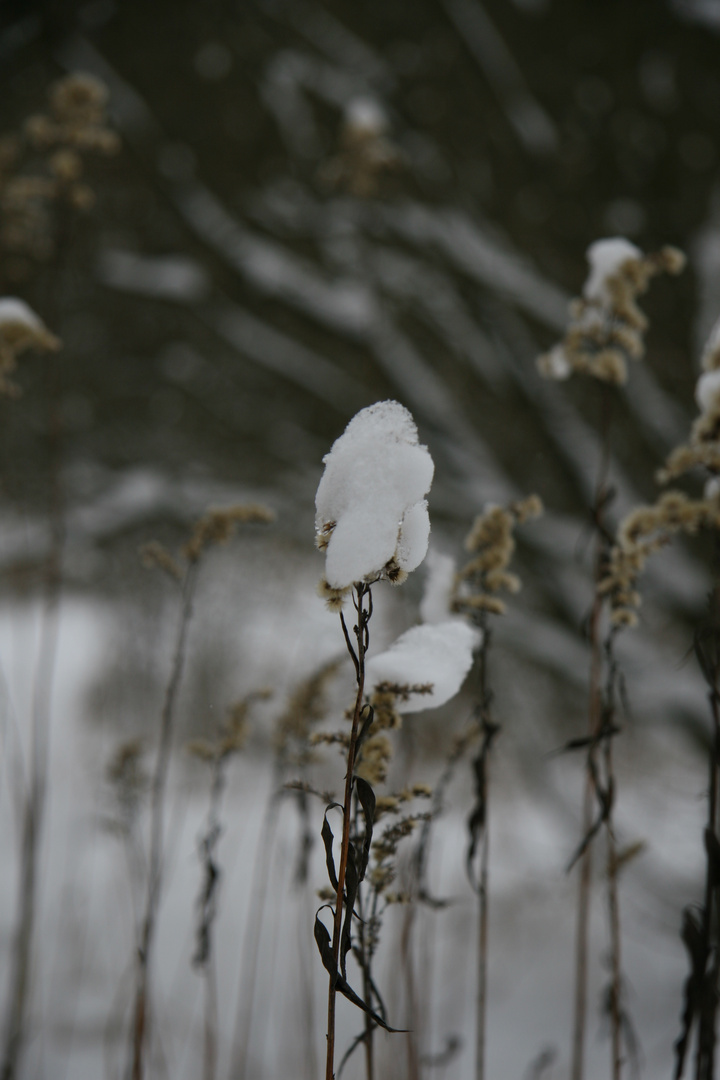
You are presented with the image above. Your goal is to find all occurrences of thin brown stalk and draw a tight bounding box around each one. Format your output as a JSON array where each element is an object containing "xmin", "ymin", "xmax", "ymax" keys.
[
  {"xmin": 1, "ymin": 352, "xmax": 64, "ymax": 1080},
  {"xmin": 203, "ymin": 957, "xmax": 218, "ymax": 1080},
  {"xmin": 130, "ymin": 559, "xmax": 199, "ymax": 1080},
  {"xmin": 605, "ymin": 737, "xmax": 622, "ymax": 1080},
  {"xmin": 571, "ymin": 389, "xmax": 613, "ymax": 1080},
  {"xmin": 400, "ymin": 901, "xmax": 420, "ymax": 1080},
  {"xmin": 476, "ymin": 824, "xmax": 490, "ymax": 1080},
  {"xmin": 326, "ymin": 583, "xmax": 372, "ymax": 1080},
  {"xmin": 229, "ymin": 775, "xmax": 282, "ymax": 1079}
]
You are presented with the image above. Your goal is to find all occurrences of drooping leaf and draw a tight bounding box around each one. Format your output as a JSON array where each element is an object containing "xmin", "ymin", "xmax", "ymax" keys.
[
  {"xmin": 355, "ymin": 704, "xmax": 375, "ymax": 757},
  {"xmin": 340, "ymin": 842, "xmax": 359, "ymax": 981},
  {"xmin": 321, "ymin": 803, "xmax": 343, "ymax": 892},
  {"xmin": 355, "ymin": 776, "xmax": 376, "ymax": 881},
  {"xmin": 314, "ymin": 908, "xmax": 406, "ymax": 1033}
]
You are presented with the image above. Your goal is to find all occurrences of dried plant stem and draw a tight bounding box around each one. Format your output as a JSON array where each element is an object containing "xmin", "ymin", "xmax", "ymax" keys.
[
  {"xmin": 229, "ymin": 778, "xmax": 281, "ymax": 1079},
  {"xmin": 203, "ymin": 957, "xmax": 218, "ymax": 1080},
  {"xmin": 476, "ymin": 825, "xmax": 490, "ymax": 1080},
  {"xmin": 130, "ymin": 560, "xmax": 198, "ymax": 1080},
  {"xmin": 473, "ymin": 622, "xmax": 494, "ymax": 1080},
  {"xmin": 605, "ymin": 736, "xmax": 622, "ymax": 1080},
  {"xmin": 326, "ymin": 583, "xmax": 372, "ymax": 1080},
  {"xmin": 572, "ymin": 390, "xmax": 613, "ymax": 1080},
  {"xmin": 695, "ymin": 612, "xmax": 720, "ymax": 1080},
  {"xmin": 571, "ymin": 600, "xmax": 601, "ymax": 1080},
  {"xmin": 400, "ymin": 901, "xmax": 420, "ymax": 1080},
  {"xmin": 1, "ymin": 355, "xmax": 64, "ymax": 1080}
]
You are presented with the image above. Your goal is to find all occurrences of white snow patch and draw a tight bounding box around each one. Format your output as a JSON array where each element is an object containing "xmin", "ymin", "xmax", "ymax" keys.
[
  {"xmin": 583, "ymin": 237, "xmax": 642, "ymax": 304},
  {"xmin": 0, "ymin": 296, "xmax": 44, "ymax": 329},
  {"xmin": 365, "ymin": 620, "xmax": 478, "ymax": 712},
  {"xmin": 696, "ymin": 368, "xmax": 720, "ymax": 414},
  {"xmin": 542, "ymin": 343, "xmax": 572, "ymax": 380},
  {"xmin": 701, "ymin": 313, "xmax": 720, "ymax": 371},
  {"xmin": 315, "ymin": 400, "xmax": 434, "ymax": 588},
  {"xmin": 344, "ymin": 96, "xmax": 388, "ymax": 135},
  {"xmin": 420, "ymin": 549, "xmax": 457, "ymax": 624}
]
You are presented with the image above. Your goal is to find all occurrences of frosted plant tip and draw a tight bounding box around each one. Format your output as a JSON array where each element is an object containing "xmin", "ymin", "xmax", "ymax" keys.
[{"xmin": 315, "ymin": 401, "xmax": 434, "ymax": 590}]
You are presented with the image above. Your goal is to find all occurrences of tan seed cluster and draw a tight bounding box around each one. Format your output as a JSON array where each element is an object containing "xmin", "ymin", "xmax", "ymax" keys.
[
  {"xmin": 1, "ymin": 73, "xmax": 119, "ymax": 278},
  {"xmin": 186, "ymin": 691, "xmax": 269, "ymax": 764},
  {"xmin": 0, "ymin": 299, "xmax": 59, "ymax": 396},
  {"xmin": 453, "ymin": 495, "xmax": 543, "ymax": 618},
  {"xmin": 182, "ymin": 503, "xmax": 275, "ymax": 562},
  {"xmin": 318, "ymin": 99, "xmax": 402, "ymax": 198},
  {"xmin": 600, "ymin": 490, "xmax": 720, "ymax": 626},
  {"xmin": 537, "ymin": 245, "xmax": 685, "ymax": 386}
]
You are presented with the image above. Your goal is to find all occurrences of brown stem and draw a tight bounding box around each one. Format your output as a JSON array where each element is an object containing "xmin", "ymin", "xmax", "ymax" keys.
[
  {"xmin": 476, "ymin": 825, "xmax": 490, "ymax": 1080},
  {"xmin": 572, "ymin": 387, "xmax": 613, "ymax": 1080},
  {"xmin": 1, "ymin": 351, "xmax": 64, "ymax": 1080},
  {"xmin": 230, "ymin": 773, "xmax": 282, "ymax": 1079},
  {"xmin": 130, "ymin": 559, "xmax": 198, "ymax": 1080},
  {"xmin": 602, "ymin": 712, "xmax": 623, "ymax": 1080},
  {"xmin": 326, "ymin": 583, "xmax": 371, "ymax": 1080}
]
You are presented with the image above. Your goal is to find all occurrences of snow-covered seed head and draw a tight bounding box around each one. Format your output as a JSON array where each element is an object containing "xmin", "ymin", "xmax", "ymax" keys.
[
  {"xmin": 315, "ymin": 400, "xmax": 434, "ymax": 592},
  {"xmin": 0, "ymin": 297, "xmax": 60, "ymax": 396},
  {"xmin": 658, "ymin": 315, "xmax": 720, "ymax": 484},
  {"xmin": 537, "ymin": 237, "xmax": 685, "ymax": 385}
]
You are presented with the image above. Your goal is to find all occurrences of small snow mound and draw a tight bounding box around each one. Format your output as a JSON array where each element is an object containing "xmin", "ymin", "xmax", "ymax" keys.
[
  {"xmin": 420, "ymin": 550, "xmax": 457, "ymax": 624},
  {"xmin": 701, "ymin": 314, "xmax": 720, "ymax": 372},
  {"xmin": 583, "ymin": 237, "xmax": 642, "ymax": 303},
  {"xmin": 0, "ymin": 297, "xmax": 44, "ymax": 330},
  {"xmin": 315, "ymin": 401, "xmax": 434, "ymax": 589},
  {"xmin": 696, "ymin": 369, "xmax": 720, "ymax": 415},
  {"xmin": 344, "ymin": 97, "xmax": 388, "ymax": 136},
  {"xmin": 366, "ymin": 621, "xmax": 479, "ymax": 713}
]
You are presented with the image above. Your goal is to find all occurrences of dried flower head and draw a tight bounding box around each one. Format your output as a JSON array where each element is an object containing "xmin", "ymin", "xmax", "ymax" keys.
[
  {"xmin": 319, "ymin": 97, "xmax": 402, "ymax": 198},
  {"xmin": 537, "ymin": 238, "xmax": 685, "ymax": 385},
  {"xmin": 600, "ymin": 490, "xmax": 720, "ymax": 625},
  {"xmin": 182, "ymin": 503, "xmax": 275, "ymax": 562},
  {"xmin": 0, "ymin": 297, "xmax": 60, "ymax": 396},
  {"xmin": 658, "ymin": 318, "xmax": 720, "ymax": 485},
  {"xmin": 1, "ymin": 72, "xmax": 119, "ymax": 277},
  {"xmin": 453, "ymin": 495, "xmax": 543, "ymax": 617}
]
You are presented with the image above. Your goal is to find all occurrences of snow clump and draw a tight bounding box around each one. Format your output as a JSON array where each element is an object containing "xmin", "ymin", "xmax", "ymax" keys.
[
  {"xmin": 365, "ymin": 621, "xmax": 479, "ymax": 713},
  {"xmin": 419, "ymin": 549, "xmax": 458, "ymax": 624},
  {"xmin": 696, "ymin": 369, "xmax": 720, "ymax": 416},
  {"xmin": 315, "ymin": 400, "xmax": 434, "ymax": 590},
  {"xmin": 583, "ymin": 237, "xmax": 642, "ymax": 304}
]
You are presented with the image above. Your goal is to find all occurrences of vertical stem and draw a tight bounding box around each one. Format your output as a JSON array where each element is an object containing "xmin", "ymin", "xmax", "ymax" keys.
[
  {"xmin": 130, "ymin": 560, "xmax": 198, "ymax": 1080},
  {"xmin": 571, "ymin": 387, "xmax": 613, "ymax": 1080},
  {"xmin": 695, "ymin": 635, "xmax": 720, "ymax": 1080},
  {"xmin": 474, "ymin": 613, "xmax": 492, "ymax": 1080},
  {"xmin": 476, "ymin": 825, "xmax": 490, "ymax": 1080},
  {"xmin": 230, "ymin": 773, "xmax": 282, "ymax": 1079},
  {"xmin": 326, "ymin": 583, "xmax": 371, "ymax": 1080},
  {"xmin": 1, "ymin": 350, "xmax": 64, "ymax": 1080},
  {"xmin": 605, "ymin": 736, "xmax": 622, "ymax": 1080},
  {"xmin": 203, "ymin": 959, "xmax": 218, "ymax": 1080}
]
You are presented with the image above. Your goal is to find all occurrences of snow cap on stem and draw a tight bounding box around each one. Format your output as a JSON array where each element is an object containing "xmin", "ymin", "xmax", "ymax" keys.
[
  {"xmin": 315, "ymin": 400, "xmax": 434, "ymax": 591},
  {"xmin": 365, "ymin": 621, "xmax": 479, "ymax": 713}
]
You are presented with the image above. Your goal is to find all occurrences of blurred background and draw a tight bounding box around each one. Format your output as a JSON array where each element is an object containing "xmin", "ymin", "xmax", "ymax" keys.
[{"xmin": 2, "ymin": 0, "xmax": 720, "ymax": 1077}]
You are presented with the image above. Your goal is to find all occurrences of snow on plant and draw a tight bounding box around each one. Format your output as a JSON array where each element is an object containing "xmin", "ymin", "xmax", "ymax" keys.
[
  {"xmin": 366, "ymin": 621, "xmax": 478, "ymax": 713},
  {"xmin": 537, "ymin": 236, "xmax": 685, "ymax": 385},
  {"xmin": 314, "ymin": 400, "xmax": 441, "ymax": 1080},
  {"xmin": 315, "ymin": 399, "xmax": 434, "ymax": 600},
  {"xmin": 0, "ymin": 296, "xmax": 59, "ymax": 396},
  {"xmin": 601, "ymin": 315, "xmax": 720, "ymax": 627}
]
